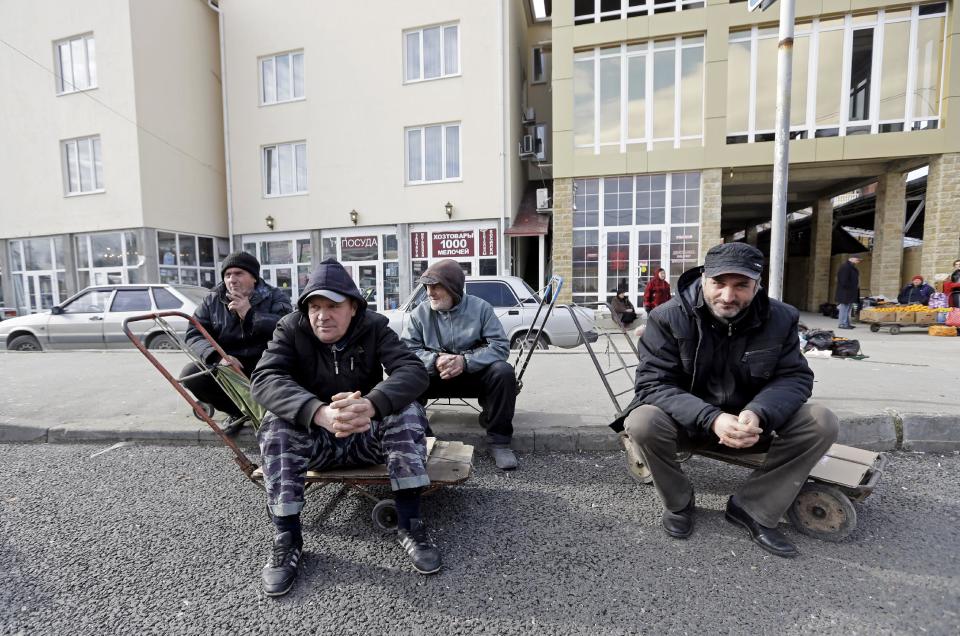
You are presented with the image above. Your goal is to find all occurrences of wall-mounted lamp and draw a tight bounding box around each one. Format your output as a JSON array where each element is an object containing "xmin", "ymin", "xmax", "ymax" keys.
[
  {"xmin": 265, "ymin": 215, "xmax": 275, "ymax": 230},
  {"xmin": 444, "ymin": 201, "xmax": 454, "ymax": 218},
  {"xmin": 350, "ymin": 209, "xmax": 359, "ymax": 225}
]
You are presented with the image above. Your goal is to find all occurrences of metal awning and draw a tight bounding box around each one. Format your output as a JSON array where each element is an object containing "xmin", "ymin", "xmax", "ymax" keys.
[{"xmin": 505, "ymin": 207, "xmax": 550, "ymax": 236}]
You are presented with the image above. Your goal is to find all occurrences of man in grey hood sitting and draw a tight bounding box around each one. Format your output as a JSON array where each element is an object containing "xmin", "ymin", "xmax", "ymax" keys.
[{"xmin": 402, "ymin": 259, "xmax": 519, "ymax": 470}]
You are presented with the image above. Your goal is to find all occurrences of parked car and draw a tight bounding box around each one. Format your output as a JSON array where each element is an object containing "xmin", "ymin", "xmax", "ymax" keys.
[
  {"xmin": 381, "ymin": 275, "xmax": 597, "ymax": 349},
  {"xmin": 0, "ymin": 284, "xmax": 209, "ymax": 352},
  {"xmin": 0, "ymin": 307, "xmax": 17, "ymax": 321}
]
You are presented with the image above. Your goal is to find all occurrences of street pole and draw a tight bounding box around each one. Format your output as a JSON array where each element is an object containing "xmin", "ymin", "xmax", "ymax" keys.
[{"xmin": 767, "ymin": 0, "xmax": 795, "ymax": 301}]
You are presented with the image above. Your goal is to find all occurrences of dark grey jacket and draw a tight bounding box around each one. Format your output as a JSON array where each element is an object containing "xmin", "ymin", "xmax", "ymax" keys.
[
  {"xmin": 185, "ymin": 281, "xmax": 292, "ymax": 365},
  {"xmin": 251, "ymin": 258, "xmax": 429, "ymax": 429},
  {"xmin": 835, "ymin": 261, "xmax": 860, "ymax": 304},
  {"xmin": 611, "ymin": 267, "xmax": 813, "ymax": 436}
]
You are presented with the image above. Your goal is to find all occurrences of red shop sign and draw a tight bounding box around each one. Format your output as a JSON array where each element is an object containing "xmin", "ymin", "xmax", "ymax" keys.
[
  {"xmin": 479, "ymin": 228, "xmax": 498, "ymax": 256},
  {"xmin": 411, "ymin": 232, "xmax": 428, "ymax": 259},
  {"xmin": 432, "ymin": 231, "xmax": 475, "ymax": 257}
]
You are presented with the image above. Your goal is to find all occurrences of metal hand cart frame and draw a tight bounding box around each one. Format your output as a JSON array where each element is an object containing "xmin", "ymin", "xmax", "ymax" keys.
[
  {"xmin": 559, "ymin": 303, "xmax": 887, "ymax": 542},
  {"xmin": 122, "ymin": 311, "xmax": 474, "ymax": 530}
]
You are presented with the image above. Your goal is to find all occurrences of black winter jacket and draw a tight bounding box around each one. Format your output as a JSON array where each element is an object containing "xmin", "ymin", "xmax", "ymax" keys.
[
  {"xmin": 835, "ymin": 261, "xmax": 860, "ymax": 304},
  {"xmin": 251, "ymin": 258, "xmax": 429, "ymax": 429},
  {"xmin": 185, "ymin": 281, "xmax": 293, "ymax": 365},
  {"xmin": 611, "ymin": 267, "xmax": 814, "ymax": 436}
]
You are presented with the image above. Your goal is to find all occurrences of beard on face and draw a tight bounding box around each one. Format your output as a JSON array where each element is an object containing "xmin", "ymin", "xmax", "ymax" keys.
[
  {"xmin": 705, "ymin": 295, "xmax": 751, "ymax": 321},
  {"xmin": 429, "ymin": 296, "xmax": 454, "ymax": 311}
]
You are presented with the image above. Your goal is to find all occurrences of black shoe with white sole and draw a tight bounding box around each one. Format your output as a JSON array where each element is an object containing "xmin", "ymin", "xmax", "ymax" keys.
[
  {"xmin": 397, "ymin": 518, "xmax": 441, "ymax": 574},
  {"xmin": 262, "ymin": 531, "xmax": 303, "ymax": 597}
]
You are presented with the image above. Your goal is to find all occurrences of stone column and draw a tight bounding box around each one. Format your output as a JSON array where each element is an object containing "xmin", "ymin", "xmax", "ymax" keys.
[
  {"xmin": 920, "ymin": 153, "xmax": 960, "ymax": 281},
  {"xmin": 870, "ymin": 171, "xmax": 907, "ymax": 299},
  {"xmin": 806, "ymin": 198, "xmax": 833, "ymax": 311},
  {"xmin": 699, "ymin": 168, "xmax": 723, "ymax": 259},
  {"xmin": 552, "ymin": 178, "xmax": 573, "ymax": 304}
]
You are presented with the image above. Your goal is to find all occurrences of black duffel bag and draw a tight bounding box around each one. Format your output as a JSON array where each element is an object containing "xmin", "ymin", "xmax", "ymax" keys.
[
  {"xmin": 832, "ymin": 339, "xmax": 862, "ymax": 357},
  {"xmin": 804, "ymin": 329, "xmax": 835, "ymax": 351}
]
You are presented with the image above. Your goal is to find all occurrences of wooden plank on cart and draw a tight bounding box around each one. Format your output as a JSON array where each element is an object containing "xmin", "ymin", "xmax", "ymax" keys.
[{"xmin": 426, "ymin": 440, "xmax": 474, "ymax": 484}]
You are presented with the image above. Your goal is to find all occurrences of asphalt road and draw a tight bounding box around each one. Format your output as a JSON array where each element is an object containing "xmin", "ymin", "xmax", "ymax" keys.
[{"xmin": 1, "ymin": 444, "xmax": 958, "ymax": 635}]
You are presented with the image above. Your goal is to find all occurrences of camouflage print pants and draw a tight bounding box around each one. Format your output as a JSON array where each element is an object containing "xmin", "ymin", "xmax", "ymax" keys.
[{"xmin": 258, "ymin": 402, "xmax": 431, "ymax": 517}]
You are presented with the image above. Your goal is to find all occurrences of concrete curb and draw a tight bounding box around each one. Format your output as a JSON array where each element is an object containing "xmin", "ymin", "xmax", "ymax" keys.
[{"xmin": 1, "ymin": 412, "xmax": 956, "ymax": 452}]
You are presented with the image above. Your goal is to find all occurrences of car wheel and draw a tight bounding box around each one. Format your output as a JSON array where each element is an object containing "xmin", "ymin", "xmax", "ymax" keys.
[
  {"xmin": 8, "ymin": 334, "xmax": 42, "ymax": 352},
  {"xmin": 147, "ymin": 334, "xmax": 178, "ymax": 350},
  {"xmin": 510, "ymin": 331, "xmax": 548, "ymax": 350}
]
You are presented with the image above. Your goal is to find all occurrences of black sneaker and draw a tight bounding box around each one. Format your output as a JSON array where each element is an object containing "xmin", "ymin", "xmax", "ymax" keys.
[
  {"xmin": 262, "ymin": 532, "xmax": 303, "ymax": 597},
  {"xmin": 397, "ymin": 519, "xmax": 441, "ymax": 575}
]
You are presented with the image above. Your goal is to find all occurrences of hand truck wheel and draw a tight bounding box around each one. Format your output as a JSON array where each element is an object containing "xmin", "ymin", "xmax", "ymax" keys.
[
  {"xmin": 869, "ymin": 323, "xmax": 880, "ymax": 333},
  {"xmin": 621, "ymin": 437, "xmax": 654, "ymax": 485},
  {"xmin": 889, "ymin": 324, "xmax": 901, "ymax": 335},
  {"xmin": 193, "ymin": 401, "xmax": 215, "ymax": 421},
  {"xmin": 372, "ymin": 498, "xmax": 398, "ymax": 531},
  {"xmin": 787, "ymin": 482, "xmax": 857, "ymax": 542}
]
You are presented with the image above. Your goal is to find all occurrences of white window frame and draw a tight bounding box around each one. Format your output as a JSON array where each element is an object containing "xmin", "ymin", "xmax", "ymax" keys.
[
  {"xmin": 262, "ymin": 141, "xmax": 308, "ymax": 197},
  {"xmin": 53, "ymin": 33, "xmax": 96, "ymax": 95},
  {"xmin": 726, "ymin": 3, "xmax": 948, "ymax": 144},
  {"xmin": 574, "ymin": 0, "xmax": 704, "ymax": 25},
  {"xmin": 403, "ymin": 22, "xmax": 461, "ymax": 83},
  {"xmin": 61, "ymin": 135, "xmax": 104, "ymax": 196},
  {"xmin": 259, "ymin": 50, "xmax": 305, "ymax": 106},
  {"xmin": 405, "ymin": 122, "xmax": 462, "ymax": 185},
  {"xmin": 531, "ymin": 46, "xmax": 546, "ymax": 84},
  {"xmin": 574, "ymin": 36, "xmax": 705, "ymax": 154}
]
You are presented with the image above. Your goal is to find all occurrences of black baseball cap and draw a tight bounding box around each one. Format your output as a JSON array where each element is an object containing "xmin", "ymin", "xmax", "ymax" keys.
[{"xmin": 703, "ymin": 243, "xmax": 764, "ymax": 280}]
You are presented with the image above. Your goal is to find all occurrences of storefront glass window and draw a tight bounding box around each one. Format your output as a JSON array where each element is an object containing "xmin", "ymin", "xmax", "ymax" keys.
[
  {"xmin": 340, "ymin": 236, "xmax": 379, "ymax": 261},
  {"xmin": 382, "ymin": 234, "xmax": 399, "ymax": 260},
  {"xmin": 262, "ymin": 240, "xmax": 292, "ymax": 265},
  {"xmin": 296, "ymin": 238, "xmax": 312, "ymax": 264},
  {"xmin": 321, "ymin": 237, "xmax": 337, "ymax": 258},
  {"xmin": 24, "ymin": 239, "xmax": 53, "ymax": 271},
  {"xmin": 198, "ymin": 237, "xmax": 215, "ymax": 267},
  {"xmin": 479, "ymin": 259, "xmax": 497, "ymax": 276},
  {"xmin": 383, "ymin": 261, "xmax": 400, "ymax": 309},
  {"xmin": 573, "ymin": 229, "xmax": 600, "ymax": 305},
  {"xmin": 176, "ymin": 234, "xmax": 195, "ymax": 266},
  {"xmin": 91, "ymin": 234, "xmax": 123, "ymax": 268}
]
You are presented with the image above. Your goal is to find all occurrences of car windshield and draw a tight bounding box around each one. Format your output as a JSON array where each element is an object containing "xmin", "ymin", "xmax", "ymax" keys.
[{"xmin": 173, "ymin": 286, "xmax": 211, "ymax": 306}]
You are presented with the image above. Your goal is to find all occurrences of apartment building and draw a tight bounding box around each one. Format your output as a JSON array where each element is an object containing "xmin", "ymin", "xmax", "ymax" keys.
[
  {"xmin": 0, "ymin": 0, "xmax": 226, "ymax": 315},
  {"xmin": 220, "ymin": 0, "xmax": 547, "ymax": 310},
  {"xmin": 547, "ymin": 0, "xmax": 959, "ymax": 310}
]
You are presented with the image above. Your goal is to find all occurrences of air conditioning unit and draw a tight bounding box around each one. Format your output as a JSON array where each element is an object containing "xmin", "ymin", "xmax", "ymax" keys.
[
  {"xmin": 521, "ymin": 107, "xmax": 536, "ymax": 125},
  {"xmin": 536, "ymin": 188, "xmax": 550, "ymax": 210},
  {"xmin": 519, "ymin": 135, "xmax": 536, "ymax": 158}
]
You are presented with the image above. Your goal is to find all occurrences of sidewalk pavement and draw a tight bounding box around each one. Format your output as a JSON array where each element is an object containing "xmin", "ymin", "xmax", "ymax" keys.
[{"xmin": 1, "ymin": 312, "xmax": 957, "ymax": 453}]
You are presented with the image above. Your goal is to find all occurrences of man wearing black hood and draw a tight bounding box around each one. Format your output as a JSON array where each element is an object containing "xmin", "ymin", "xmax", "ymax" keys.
[
  {"xmin": 251, "ymin": 258, "xmax": 437, "ymax": 597},
  {"xmin": 612, "ymin": 243, "xmax": 838, "ymax": 558},
  {"xmin": 181, "ymin": 252, "xmax": 292, "ymax": 435},
  {"xmin": 401, "ymin": 259, "xmax": 518, "ymax": 470}
]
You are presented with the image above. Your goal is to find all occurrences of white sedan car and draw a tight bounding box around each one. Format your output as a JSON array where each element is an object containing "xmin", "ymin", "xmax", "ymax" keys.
[
  {"xmin": 0, "ymin": 284, "xmax": 209, "ymax": 352},
  {"xmin": 381, "ymin": 275, "xmax": 596, "ymax": 349}
]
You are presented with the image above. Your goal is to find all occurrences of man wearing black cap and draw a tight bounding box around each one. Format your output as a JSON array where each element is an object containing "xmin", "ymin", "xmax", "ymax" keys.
[
  {"xmin": 611, "ymin": 243, "xmax": 838, "ymax": 558},
  {"xmin": 180, "ymin": 251, "xmax": 293, "ymax": 435},
  {"xmin": 251, "ymin": 257, "xmax": 438, "ymax": 596},
  {"xmin": 401, "ymin": 259, "xmax": 518, "ymax": 470}
]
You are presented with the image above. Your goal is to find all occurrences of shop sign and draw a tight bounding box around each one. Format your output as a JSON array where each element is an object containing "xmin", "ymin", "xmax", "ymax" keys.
[
  {"xmin": 341, "ymin": 235, "xmax": 379, "ymax": 261},
  {"xmin": 411, "ymin": 232, "xmax": 428, "ymax": 259},
  {"xmin": 433, "ymin": 231, "xmax": 475, "ymax": 257},
  {"xmin": 672, "ymin": 249, "xmax": 696, "ymax": 260},
  {"xmin": 479, "ymin": 228, "xmax": 498, "ymax": 257}
]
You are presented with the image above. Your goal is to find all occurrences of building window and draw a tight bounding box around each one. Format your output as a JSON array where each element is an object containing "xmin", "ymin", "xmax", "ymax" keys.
[
  {"xmin": 260, "ymin": 51, "xmax": 304, "ymax": 105},
  {"xmin": 8, "ymin": 237, "xmax": 68, "ymax": 314},
  {"xmin": 263, "ymin": 142, "xmax": 307, "ymax": 196},
  {"xmin": 573, "ymin": 173, "xmax": 700, "ymax": 305},
  {"xmin": 534, "ymin": 124, "xmax": 548, "ymax": 161},
  {"xmin": 158, "ymin": 231, "xmax": 222, "ymax": 288},
  {"xmin": 532, "ymin": 47, "xmax": 546, "ymax": 83},
  {"xmin": 75, "ymin": 231, "xmax": 146, "ymax": 289},
  {"xmin": 404, "ymin": 23, "xmax": 459, "ymax": 82},
  {"xmin": 54, "ymin": 33, "xmax": 96, "ymax": 94},
  {"xmin": 574, "ymin": 36, "xmax": 704, "ymax": 153},
  {"xmin": 574, "ymin": 0, "xmax": 704, "ymax": 25},
  {"xmin": 62, "ymin": 135, "xmax": 104, "ymax": 195},
  {"xmin": 726, "ymin": 3, "xmax": 947, "ymax": 143},
  {"xmin": 406, "ymin": 123, "xmax": 461, "ymax": 184},
  {"xmin": 241, "ymin": 235, "xmax": 313, "ymax": 299}
]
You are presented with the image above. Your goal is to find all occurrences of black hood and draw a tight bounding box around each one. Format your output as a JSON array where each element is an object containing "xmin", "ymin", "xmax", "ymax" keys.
[{"xmin": 296, "ymin": 257, "xmax": 368, "ymax": 313}]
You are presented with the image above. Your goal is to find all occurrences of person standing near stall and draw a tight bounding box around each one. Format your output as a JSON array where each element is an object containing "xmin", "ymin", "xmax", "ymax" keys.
[
  {"xmin": 643, "ymin": 268, "xmax": 672, "ymax": 313},
  {"xmin": 897, "ymin": 276, "xmax": 935, "ymax": 305},
  {"xmin": 835, "ymin": 256, "xmax": 862, "ymax": 330}
]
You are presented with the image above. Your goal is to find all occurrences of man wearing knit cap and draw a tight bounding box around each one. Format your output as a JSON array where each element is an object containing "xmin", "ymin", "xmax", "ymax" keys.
[
  {"xmin": 402, "ymin": 259, "xmax": 519, "ymax": 470},
  {"xmin": 181, "ymin": 251, "xmax": 292, "ymax": 435},
  {"xmin": 611, "ymin": 242, "xmax": 838, "ymax": 558}
]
